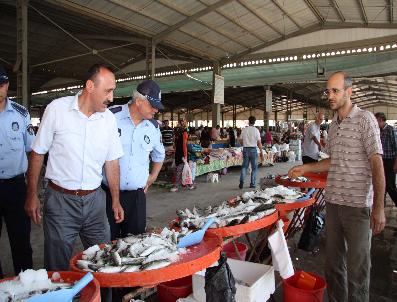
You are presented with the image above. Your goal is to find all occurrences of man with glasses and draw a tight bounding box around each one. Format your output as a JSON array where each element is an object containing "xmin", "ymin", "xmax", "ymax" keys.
[
  {"xmin": 289, "ymin": 71, "xmax": 385, "ymax": 302},
  {"xmin": 103, "ymin": 80, "xmax": 165, "ymax": 239}
]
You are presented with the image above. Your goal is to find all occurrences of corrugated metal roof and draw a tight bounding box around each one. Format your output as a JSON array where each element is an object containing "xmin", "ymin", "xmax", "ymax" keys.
[{"xmin": 1, "ymin": 0, "xmax": 397, "ymax": 111}]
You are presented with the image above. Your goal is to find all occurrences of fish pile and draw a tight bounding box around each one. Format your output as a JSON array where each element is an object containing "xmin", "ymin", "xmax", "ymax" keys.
[
  {"xmin": 0, "ymin": 269, "xmax": 71, "ymax": 302},
  {"xmin": 280, "ymin": 175, "xmax": 309, "ymax": 182},
  {"xmin": 174, "ymin": 186, "xmax": 302, "ymax": 229},
  {"xmin": 76, "ymin": 228, "xmax": 188, "ymax": 274}
]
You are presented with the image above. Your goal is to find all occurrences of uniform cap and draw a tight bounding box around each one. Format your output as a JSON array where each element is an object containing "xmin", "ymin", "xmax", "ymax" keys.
[
  {"xmin": 0, "ymin": 65, "xmax": 9, "ymax": 84},
  {"xmin": 137, "ymin": 80, "xmax": 164, "ymax": 110}
]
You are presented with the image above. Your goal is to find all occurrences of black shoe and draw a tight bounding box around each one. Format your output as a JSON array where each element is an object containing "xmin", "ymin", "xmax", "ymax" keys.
[
  {"xmin": 239, "ymin": 182, "xmax": 243, "ymax": 189},
  {"xmin": 249, "ymin": 184, "xmax": 256, "ymax": 188}
]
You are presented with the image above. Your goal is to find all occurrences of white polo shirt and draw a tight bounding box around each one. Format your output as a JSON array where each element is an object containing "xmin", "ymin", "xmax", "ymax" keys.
[
  {"xmin": 241, "ymin": 126, "xmax": 260, "ymax": 147},
  {"xmin": 302, "ymin": 122, "xmax": 320, "ymax": 160},
  {"xmin": 32, "ymin": 94, "xmax": 123, "ymax": 190}
]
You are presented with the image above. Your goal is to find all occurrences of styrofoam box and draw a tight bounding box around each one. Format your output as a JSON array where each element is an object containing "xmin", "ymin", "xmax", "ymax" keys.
[{"xmin": 192, "ymin": 259, "xmax": 275, "ymax": 302}]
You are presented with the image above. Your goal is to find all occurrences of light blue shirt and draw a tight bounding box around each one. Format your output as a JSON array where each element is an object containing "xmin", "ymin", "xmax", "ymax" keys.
[
  {"xmin": 0, "ymin": 98, "xmax": 34, "ymax": 178},
  {"xmin": 103, "ymin": 103, "xmax": 165, "ymax": 190}
]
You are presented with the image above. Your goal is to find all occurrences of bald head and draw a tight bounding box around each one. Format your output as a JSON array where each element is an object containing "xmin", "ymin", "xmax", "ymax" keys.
[
  {"xmin": 326, "ymin": 71, "xmax": 353, "ymax": 111},
  {"xmin": 329, "ymin": 71, "xmax": 353, "ymax": 89}
]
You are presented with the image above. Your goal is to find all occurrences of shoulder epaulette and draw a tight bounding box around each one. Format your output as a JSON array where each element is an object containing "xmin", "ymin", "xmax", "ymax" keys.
[
  {"xmin": 11, "ymin": 102, "xmax": 28, "ymax": 117},
  {"xmin": 109, "ymin": 106, "xmax": 122, "ymax": 114},
  {"xmin": 149, "ymin": 119, "xmax": 159, "ymax": 129}
]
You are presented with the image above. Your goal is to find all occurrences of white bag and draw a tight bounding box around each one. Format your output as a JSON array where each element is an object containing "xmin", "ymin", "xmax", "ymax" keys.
[{"xmin": 181, "ymin": 162, "xmax": 193, "ymax": 186}]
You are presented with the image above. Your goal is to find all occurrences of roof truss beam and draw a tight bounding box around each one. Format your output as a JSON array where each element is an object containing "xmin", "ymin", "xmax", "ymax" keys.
[
  {"xmin": 356, "ymin": 0, "xmax": 368, "ymax": 25},
  {"xmin": 329, "ymin": 0, "xmax": 345, "ymax": 22},
  {"xmin": 157, "ymin": 0, "xmax": 249, "ymax": 49},
  {"xmin": 153, "ymin": 0, "xmax": 234, "ymax": 43},
  {"xmin": 45, "ymin": 0, "xmax": 216, "ymax": 62},
  {"xmin": 389, "ymin": 0, "xmax": 394, "ymax": 23},
  {"xmin": 303, "ymin": 0, "xmax": 325, "ymax": 24},
  {"xmin": 237, "ymin": 0, "xmax": 283, "ymax": 36},
  {"xmin": 197, "ymin": 0, "xmax": 267, "ymax": 43},
  {"xmin": 271, "ymin": 0, "xmax": 302, "ymax": 30}
]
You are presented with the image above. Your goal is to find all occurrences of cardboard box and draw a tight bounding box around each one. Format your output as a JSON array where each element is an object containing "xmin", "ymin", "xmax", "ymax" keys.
[{"xmin": 192, "ymin": 259, "xmax": 275, "ymax": 302}]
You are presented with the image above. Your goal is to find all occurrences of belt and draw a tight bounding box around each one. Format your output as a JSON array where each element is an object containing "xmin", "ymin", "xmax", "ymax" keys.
[
  {"xmin": 101, "ymin": 184, "xmax": 143, "ymax": 193},
  {"xmin": 49, "ymin": 180, "xmax": 97, "ymax": 196},
  {"xmin": 0, "ymin": 174, "xmax": 25, "ymax": 184}
]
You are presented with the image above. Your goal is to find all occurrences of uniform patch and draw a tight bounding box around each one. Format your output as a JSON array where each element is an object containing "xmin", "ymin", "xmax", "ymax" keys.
[
  {"xmin": 144, "ymin": 135, "xmax": 150, "ymax": 144},
  {"xmin": 12, "ymin": 122, "xmax": 19, "ymax": 131},
  {"xmin": 109, "ymin": 106, "xmax": 122, "ymax": 114},
  {"xmin": 27, "ymin": 124, "xmax": 34, "ymax": 135},
  {"xmin": 118, "ymin": 128, "xmax": 121, "ymax": 137}
]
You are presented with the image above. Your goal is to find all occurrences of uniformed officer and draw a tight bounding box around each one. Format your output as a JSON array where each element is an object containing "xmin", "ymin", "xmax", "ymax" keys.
[
  {"xmin": 103, "ymin": 80, "xmax": 165, "ymax": 239},
  {"xmin": 0, "ymin": 65, "xmax": 34, "ymax": 275}
]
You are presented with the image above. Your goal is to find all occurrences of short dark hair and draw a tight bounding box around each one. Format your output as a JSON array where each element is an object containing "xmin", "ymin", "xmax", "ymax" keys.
[
  {"xmin": 248, "ymin": 116, "xmax": 256, "ymax": 125},
  {"xmin": 374, "ymin": 112, "xmax": 386, "ymax": 122},
  {"xmin": 83, "ymin": 63, "xmax": 114, "ymax": 88}
]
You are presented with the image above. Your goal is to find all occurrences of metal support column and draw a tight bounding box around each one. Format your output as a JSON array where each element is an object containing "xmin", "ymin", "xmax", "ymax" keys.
[
  {"xmin": 145, "ymin": 40, "xmax": 150, "ymax": 79},
  {"xmin": 212, "ymin": 62, "xmax": 221, "ymax": 127},
  {"xmin": 151, "ymin": 42, "xmax": 156, "ymax": 79},
  {"xmin": 16, "ymin": 0, "xmax": 29, "ymax": 107},
  {"xmin": 232, "ymin": 105, "xmax": 237, "ymax": 128}
]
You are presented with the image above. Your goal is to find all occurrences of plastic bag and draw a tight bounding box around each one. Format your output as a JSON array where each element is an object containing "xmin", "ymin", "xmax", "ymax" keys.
[
  {"xmin": 298, "ymin": 207, "xmax": 325, "ymax": 252},
  {"xmin": 205, "ymin": 253, "xmax": 236, "ymax": 302},
  {"xmin": 181, "ymin": 162, "xmax": 193, "ymax": 186}
]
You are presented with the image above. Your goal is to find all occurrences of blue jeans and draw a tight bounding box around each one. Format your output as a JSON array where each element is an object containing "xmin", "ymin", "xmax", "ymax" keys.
[{"xmin": 239, "ymin": 147, "xmax": 258, "ymax": 186}]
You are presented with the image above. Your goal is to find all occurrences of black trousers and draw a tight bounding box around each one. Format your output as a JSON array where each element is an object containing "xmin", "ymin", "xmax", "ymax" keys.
[
  {"xmin": 104, "ymin": 186, "xmax": 146, "ymax": 240},
  {"xmin": 0, "ymin": 177, "xmax": 33, "ymax": 275},
  {"xmin": 302, "ymin": 156, "xmax": 317, "ymax": 164},
  {"xmin": 383, "ymin": 158, "xmax": 397, "ymax": 206}
]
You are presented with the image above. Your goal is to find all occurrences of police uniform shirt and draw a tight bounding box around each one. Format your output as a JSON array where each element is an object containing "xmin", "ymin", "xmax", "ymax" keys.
[
  {"xmin": 0, "ymin": 98, "xmax": 35, "ymax": 179},
  {"xmin": 32, "ymin": 94, "xmax": 123, "ymax": 190},
  {"xmin": 103, "ymin": 103, "xmax": 165, "ymax": 191}
]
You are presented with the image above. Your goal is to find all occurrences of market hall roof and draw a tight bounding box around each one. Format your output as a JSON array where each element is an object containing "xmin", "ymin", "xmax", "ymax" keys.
[{"xmin": 1, "ymin": 0, "xmax": 397, "ymax": 111}]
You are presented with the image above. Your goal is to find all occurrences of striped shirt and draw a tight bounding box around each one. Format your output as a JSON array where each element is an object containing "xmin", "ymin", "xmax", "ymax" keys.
[{"xmin": 323, "ymin": 105, "xmax": 383, "ymax": 207}]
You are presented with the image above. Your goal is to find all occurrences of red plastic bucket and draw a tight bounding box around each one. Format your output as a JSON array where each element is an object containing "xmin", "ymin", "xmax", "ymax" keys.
[
  {"xmin": 157, "ymin": 276, "xmax": 192, "ymax": 302},
  {"xmin": 222, "ymin": 242, "xmax": 248, "ymax": 260},
  {"xmin": 283, "ymin": 271, "xmax": 326, "ymax": 302}
]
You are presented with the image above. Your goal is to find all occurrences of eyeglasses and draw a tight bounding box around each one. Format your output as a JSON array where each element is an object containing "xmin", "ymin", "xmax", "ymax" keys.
[{"xmin": 322, "ymin": 88, "xmax": 344, "ymax": 96}]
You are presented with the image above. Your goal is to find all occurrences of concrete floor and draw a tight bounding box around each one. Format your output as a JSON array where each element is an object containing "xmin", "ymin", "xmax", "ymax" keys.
[{"xmin": 1, "ymin": 162, "xmax": 397, "ymax": 301}]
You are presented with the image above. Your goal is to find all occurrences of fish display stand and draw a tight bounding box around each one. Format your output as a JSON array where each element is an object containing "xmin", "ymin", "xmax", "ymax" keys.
[
  {"xmin": 69, "ymin": 232, "xmax": 222, "ymax": 297},
  {"xmin": 0, "ymin": 271, "xmax": 101, "ymax": 302},
  {"xmin": 204, "ymin": 210, "xmax": 279, "ymax": 264},
  {"xmin": 274, "ymin": 175, "xmax": 327, "ymax": 241}
]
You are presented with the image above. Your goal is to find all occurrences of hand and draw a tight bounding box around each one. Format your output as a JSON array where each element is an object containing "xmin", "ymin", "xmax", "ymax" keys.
[
  {"xmin": 25, "ymin": 194, "xmax": 42, "ymax": 225},
  {"xmin": 370, "ymin": 205, "xmax": 386, "ymax": 235},
  {"xmin": 144, "ymin": 174, "xmax": 156, "ymax": 193},
  {"xmin": 259, "ymin": 153, "xmax": 264, "ymax": 163},
  {"xmin": 393, "ymin": 158, "xmax": 397, "ymax": 173},
  {"xmin": 288, "ymin": 165, "xmax": 305, "ymax": 178},
  {"xmin": 112, "ymin": 202, "xmax": 124, "ymax": 223},
  {"xmin": 182, "ymin": 157, "xmax": 188, "ymax": 163}
]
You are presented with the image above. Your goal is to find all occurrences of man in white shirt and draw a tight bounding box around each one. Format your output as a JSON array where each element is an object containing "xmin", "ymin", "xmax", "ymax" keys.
[
  {"xmin": 239, "ymin": 116, "xmax": 264, "ymax": 189},
  {"xmin": 302, "ymin": 112, "xmax": 324, "ymax": 163},
  {"xmin": 25, "ymin": 64, "xmax": 124, "ymax": 271}
]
